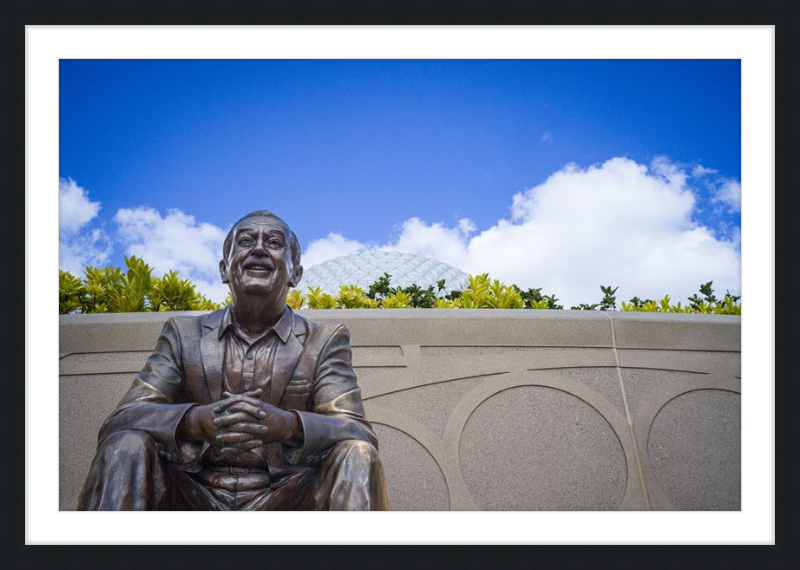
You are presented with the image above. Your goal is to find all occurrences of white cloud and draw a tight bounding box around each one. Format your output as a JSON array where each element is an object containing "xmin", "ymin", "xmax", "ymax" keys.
[
  {"xmin": 302, "ymin": 217, "xmax": 477, "ymax": 274},
  {"xmin": 302, "ymin": 232, "xmax": 369, "ymax": 268},
  {"xmin": 712, "ymin": 179, "xmax": 742, "ymax": 213},
  {"xmin": 59, "ymin": 228, "xmax": 113, "ymax": 276},
  {"xmin": 691, "ymin": 164, "xmax": 718, "ymax": 177},
  {"xmin": 649, "ymin": 155, "xmax": 689, "ymax": 189},
  {"xmin": 301, "ymin": 157, "xmax": 741, "ymax": 307},
  {"xmin": 541, "ymin": 131, "xmax": 553, "ymax": 143},
  {"xmin": 59, "ymin": 178, "xmax": 112, "ymax": 275},
  {"xmin": 60, "ymin": 178, "xmax": 101, "ymax": 232},
  {"xmin": 379, "ymin": 217, "xmax": 473, "ymax": 267},
  {"xmin": 114, "ymin": 207, "xmax": 230, "ymax": 302}
]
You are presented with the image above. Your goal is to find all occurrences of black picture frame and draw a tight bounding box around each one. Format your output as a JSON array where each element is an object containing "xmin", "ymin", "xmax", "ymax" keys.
[{"xmin": 2, "ymin": 1, "xmax": 798, "ymax": 569}]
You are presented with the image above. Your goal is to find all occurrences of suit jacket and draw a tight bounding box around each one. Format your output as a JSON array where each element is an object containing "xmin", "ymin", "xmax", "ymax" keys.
[{"xmin": 98, "ymin": 306, "xmax": 377, "ymax": 481}]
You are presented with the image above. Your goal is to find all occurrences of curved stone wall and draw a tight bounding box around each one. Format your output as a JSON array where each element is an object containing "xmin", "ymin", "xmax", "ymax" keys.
[{"xmin": 59, "ymin": 310, "xmax": 740, "ymax": 511}]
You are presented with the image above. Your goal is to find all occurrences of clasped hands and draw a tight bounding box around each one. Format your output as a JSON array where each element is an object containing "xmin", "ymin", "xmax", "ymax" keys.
[{"xmin": 183, "ymin": 388, "xmax": 301, "ymax": 451}]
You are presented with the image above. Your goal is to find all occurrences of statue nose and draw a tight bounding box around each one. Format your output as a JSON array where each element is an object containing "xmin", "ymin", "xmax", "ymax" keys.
[{"xmin": 252, "ymin": 238, "xmax": 269, "ymax": 253}]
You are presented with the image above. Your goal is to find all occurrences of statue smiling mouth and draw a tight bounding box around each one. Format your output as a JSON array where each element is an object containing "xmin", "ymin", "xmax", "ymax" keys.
[{"xmin": 243, "ymin": 260, "xmax": 273, "ymax": 273}]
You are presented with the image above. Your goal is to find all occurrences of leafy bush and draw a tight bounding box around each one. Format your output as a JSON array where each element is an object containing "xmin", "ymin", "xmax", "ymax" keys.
[
  {"xmin": 335, "ymin": 284, "xmax": 379, "ymax": 309},
  {"xmin": 287, "ymin": 289, "xmax": 306, "ymax": 310},
  {"xmin": 617, "ymin": 282, "xmax": 740, "ymax": 315},
  {"xmin": 148, "ymin": 270, "xmax": 220, "ymax": 312},
  {"xmin": 59, "ymin": 270, "xmax": 85, "ymax": 314},
  {"xmin": 366, "ymin": 273, "xmax": 394, "ymax": 301},
  {"xmin": 453, "ymin": 274, "xmax": 524, "ymax": 309},
  {"xmin": 60, "ymin": 256, "xmax": 224, "ymax": 314},
  {"xmin": 381, "ymin": 290, "xmax": 412, "ymax": 309},
  {"xmin": 435, "ymin": 297, "xmax": 462, "ymax": 309},
  {"xmin": 59, "ymin": 257, "xmax": 740, "ymax": 316},
  {"xmin": 458, "ymin": 274, "xmax": 489, "ymax": 308},
  {"xmin": 78, "ymin": 257, "xmax": 152, "ymax": 313},
  {"xmin": 514, "ymin": 286, "xmax": 563, "ymax": 310},
  {"xmin": 306, "ymin": 286, "xmax": 337, "ymax": 309},
  {"xmin": 365, "ymin": 273, "xmax": 443, "ymax": 308}
]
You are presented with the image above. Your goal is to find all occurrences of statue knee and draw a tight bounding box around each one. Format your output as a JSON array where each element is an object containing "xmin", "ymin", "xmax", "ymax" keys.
[
  {"xmin": 330, "ymin": 439, "xmax": 379, "ymax": 465},
  {"xmin": 98, "ymin": 430, "xmax": 157, "ymax": 458},
  {"xmin": 316, "ymin": 440, "xmax": 387, "ymax": 510},
  {"xmin": 80, "ymin": 430, "xmax": 166, "ymax": 511}
]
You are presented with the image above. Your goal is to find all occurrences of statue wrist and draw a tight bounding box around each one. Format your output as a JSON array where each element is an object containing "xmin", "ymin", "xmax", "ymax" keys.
[
  {"xmin": 282, "ymin": 411, "xmax": 303, "ymax": 446},
  {"xmin": 182, "ymin": 406, "xmax": 212, "ymax": 444}
]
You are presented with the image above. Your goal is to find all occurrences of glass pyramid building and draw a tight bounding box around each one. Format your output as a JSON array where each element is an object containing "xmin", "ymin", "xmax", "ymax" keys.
[{"xmin": 300, "ymin": 251, "xmax": 469, "ymax": 295}]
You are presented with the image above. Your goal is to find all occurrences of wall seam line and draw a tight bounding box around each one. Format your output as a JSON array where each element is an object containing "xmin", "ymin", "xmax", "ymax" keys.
[{"xmin": 608, "ymin": 313, "xmax": 651, "ymax": 511}]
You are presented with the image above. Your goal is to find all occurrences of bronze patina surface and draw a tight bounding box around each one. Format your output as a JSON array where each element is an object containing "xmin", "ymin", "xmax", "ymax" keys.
[{"xmin": 78, "ymin": 210, "xmax": 389, "ymax": 510}]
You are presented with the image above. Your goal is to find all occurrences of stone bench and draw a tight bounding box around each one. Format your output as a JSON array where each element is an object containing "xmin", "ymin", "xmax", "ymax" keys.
[{"xmin": 60, "ymin": 310, "xmax": 740, "ymax": 511}]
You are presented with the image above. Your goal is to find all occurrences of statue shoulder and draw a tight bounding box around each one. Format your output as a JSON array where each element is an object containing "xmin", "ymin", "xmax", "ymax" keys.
[{"xmin": 164, "ymin": 308, "xmax": 224, "ymax": 341}]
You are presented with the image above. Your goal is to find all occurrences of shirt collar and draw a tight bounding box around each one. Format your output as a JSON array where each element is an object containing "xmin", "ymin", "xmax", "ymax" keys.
[{"xmin": 218, "ymin": 304, "xmax": 293, "ymax": 344}]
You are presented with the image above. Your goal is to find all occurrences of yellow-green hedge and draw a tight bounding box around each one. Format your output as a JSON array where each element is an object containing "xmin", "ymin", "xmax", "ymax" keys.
[{"xmin": 59, "ymin": 257, "xmax": 740, "ymax": 315}]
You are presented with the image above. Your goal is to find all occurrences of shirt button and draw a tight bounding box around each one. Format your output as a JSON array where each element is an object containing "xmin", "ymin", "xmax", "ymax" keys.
[
  {"xmin": 244, "ymin": 383, "xmax": 252, "ymax": 390},
  {"xmin": 247, "ymin": 354, "xmax": 254, "ymax": 360}
]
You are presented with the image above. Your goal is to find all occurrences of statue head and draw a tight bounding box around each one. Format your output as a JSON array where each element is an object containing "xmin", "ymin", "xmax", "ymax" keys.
[{"xmin": 219, "ymin": 210, "xmax": 303, "ymax": 306}]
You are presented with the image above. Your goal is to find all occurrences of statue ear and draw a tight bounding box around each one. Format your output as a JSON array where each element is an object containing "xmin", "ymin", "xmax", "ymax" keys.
[
  {"xmin": 219, "ymin": 260, "xmax": 229, "ymax": 284},
  {"xmin": 289, "ymin": 265, "xmax": 303, "ymax": 288}
]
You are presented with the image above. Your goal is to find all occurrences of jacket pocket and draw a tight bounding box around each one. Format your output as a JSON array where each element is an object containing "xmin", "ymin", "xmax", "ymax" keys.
[{"xmin": 282, "ymin": 390, "xmax": 311, "ymax": 411}]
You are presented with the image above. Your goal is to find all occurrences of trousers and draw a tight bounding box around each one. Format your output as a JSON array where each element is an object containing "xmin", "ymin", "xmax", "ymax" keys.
[{"xmin": 77, "ymin": 430, "xmax": 389, "ymax": 511}]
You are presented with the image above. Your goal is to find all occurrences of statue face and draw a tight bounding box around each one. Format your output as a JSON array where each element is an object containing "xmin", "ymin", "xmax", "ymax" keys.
[{"xmin": 221, "ymin": 216, "xmax": 299, "ymax": 300}]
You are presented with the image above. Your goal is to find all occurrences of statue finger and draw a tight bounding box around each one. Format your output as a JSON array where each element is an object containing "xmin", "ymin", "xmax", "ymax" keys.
[
  {"xmin": 223, "ymin": 401, "xmax": 267, "ymax": 419},
  {"xmin": 227, "ymin": 395, "xmax": 267, "ymax": 409},
  {"xmin": 213, "ymin": 412, "xmax": 255, "ymax": 426},
  {"xmin": 225, "ymin": 422, "xmax": 269, "ymax": 436},
  {"xmin": 231, "ymin": 440, "xmax": 264, "ymax": 451},
  {"xmin": 218, "ymin": 446, "xmax": 259, "ymax": 455},
  {"xmin": 215, "ymin": 432, "xmax": 252, "ymax": 444},
  {"xmin": 214, "ymin": 390, "xmax": 263, "ymax": 413},
  {"xmin": 214, "ymin": 397, "xmax": 240, "ymax": 413}
]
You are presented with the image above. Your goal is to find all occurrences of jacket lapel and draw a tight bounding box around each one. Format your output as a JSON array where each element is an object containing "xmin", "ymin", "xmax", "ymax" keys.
[
  {"xmin": 269, "ymin": 318, "xmax": 305, "ymax": 406},
  {"xmin": 200, "ymin": 309, "xmax": 226, "ymax": 402}
]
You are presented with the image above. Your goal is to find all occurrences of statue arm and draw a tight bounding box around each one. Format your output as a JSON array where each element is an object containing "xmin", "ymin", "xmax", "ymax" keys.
[
  {"xmin": 97, "ymin": 317, "xmax": 200, "ymax": 463},
  {"xmin": 289, "ymin": 324, "xmax": 377, "ymax": 464}
]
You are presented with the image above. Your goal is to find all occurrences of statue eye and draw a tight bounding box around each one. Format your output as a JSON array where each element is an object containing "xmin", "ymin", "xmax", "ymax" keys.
[
  {"xmin": 269, "ymin": 239, "xmax": 283, "ymax": 248},
  {"xmin": 239, "ymin": 236, "xmax": 254, "ymax": 246}
]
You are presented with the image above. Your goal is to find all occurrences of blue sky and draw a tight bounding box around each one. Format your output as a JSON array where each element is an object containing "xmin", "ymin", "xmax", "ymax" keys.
[{"xmin": 59, "ymin": 59, "xmax": 741, "ymax": 305}]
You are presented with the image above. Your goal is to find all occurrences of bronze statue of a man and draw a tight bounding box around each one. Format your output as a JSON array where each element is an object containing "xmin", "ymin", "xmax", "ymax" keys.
[{"xmin": 78, "ymin": 210, "xmax": 389, "ymax": 510}]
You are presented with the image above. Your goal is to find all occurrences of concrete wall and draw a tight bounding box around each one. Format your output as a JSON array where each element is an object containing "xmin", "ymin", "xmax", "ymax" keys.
[{"xmin": 60, "ymin": 310, "xmax": 741, "ymax": 511}]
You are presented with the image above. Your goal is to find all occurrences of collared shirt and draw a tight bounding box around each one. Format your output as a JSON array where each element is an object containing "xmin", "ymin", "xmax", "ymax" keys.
[{"xmin": 218, "ymin": 305, "xmax": 293, "ymax": 397}]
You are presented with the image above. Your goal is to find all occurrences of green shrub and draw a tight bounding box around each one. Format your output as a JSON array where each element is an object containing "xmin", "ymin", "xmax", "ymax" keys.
[
  {"xmin": 381, "ymin": 290, "xmax": 412, "ymax": 308},
  {"xmin": 435, "ymin": 297, "xmax": 462, "ymax": 309},
  {"xmin": 366, "ymin": 273, "xmax": 394, "ymax": 301},
  {"xmin": 148, "ymin": 269, "xmax": 219, "ymax": 311},
  {"xmin": 306, "ymin": 286, "xmax": 337, "ymax": 309},
  {"xmin": 287, "ymin": 289, "xmax": 306, "ymax": 310},
  {"xmin": 78, "ymin": 256, "xmax": 152, "ymax": 313},
  {"xmin": 514, "ymin": 286, "xmax": 563, "ymax": 310},
  {"xmin": 335, "ymin": 284, "xmax": 379, "ymax": 309},
  {"xmin": 364, "ymin": 273, "xmax": 442, "ymax": 308},
  {"xmin": 460, "ymin": 274, "xmax": 490, "ymax": 308},
  {"xmin": 59, "ymin": 270, "xmax": 85, "ymax": 314},
  {"xmin": 620, "ymin": 282, "xmax": 741, "ymax": 315},
  {"xmin": 59, "ymin": 257, "xmax": 740, "ymax": 316},
  {"xmin": 487, "ymin": 278, "xmax": 524, "ymax": 309},
  {"xmin": 59, "ymin": 256, "xmax": 225, "ymax": 314}
]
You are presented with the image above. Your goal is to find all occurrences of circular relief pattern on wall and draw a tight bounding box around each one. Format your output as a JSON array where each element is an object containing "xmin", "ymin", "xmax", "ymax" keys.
[
  {"xmin": 460, "ymin": 386, "xmax": 627, "ymax": 511},
  {"xmin": 648, "ymin": 389, "xmax": 740, "ymax": 511},
  {"xmin": 373, "ymin": 424, "xmax": 450, "ymax": 511}
]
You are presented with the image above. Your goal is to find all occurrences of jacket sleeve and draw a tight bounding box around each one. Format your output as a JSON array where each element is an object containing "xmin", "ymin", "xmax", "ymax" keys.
[
  {"xmin": 97, "ymin": 317, "xmax": 200, "ymax": 464},
  {"xmin": 289, "ymin": 324, "xmax": 377, "ymax": 464}
]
